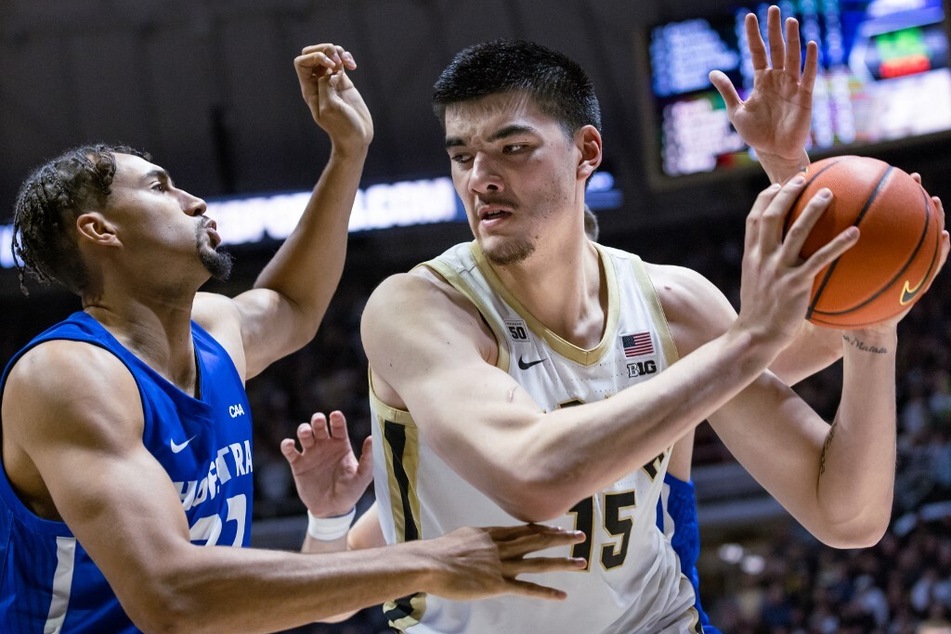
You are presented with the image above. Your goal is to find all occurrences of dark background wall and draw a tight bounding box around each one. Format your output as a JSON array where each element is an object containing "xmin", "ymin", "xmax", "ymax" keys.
[
  {"xmin": 4, "ymin": 0, "xmax": 949, "ymax": 279},
  {"xmin": 3, "ymin": 3, "xmax": 951, "ymax": 631}
]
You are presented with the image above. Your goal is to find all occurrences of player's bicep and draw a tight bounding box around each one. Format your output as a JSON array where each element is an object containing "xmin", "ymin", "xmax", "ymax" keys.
[
  {"xmin": 362, "ymin": 275, "xmax": 550, "ymax": 504},
  {"xmin": 6, "ymin": 346, "xmax": 193, "ymax": 588},
  {"xmin": 195, "ymin": 288, "xmax": 294, "ymax": 379}
]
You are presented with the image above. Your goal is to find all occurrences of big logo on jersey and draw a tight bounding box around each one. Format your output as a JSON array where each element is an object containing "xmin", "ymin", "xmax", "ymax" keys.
[{"xmin": 627, "ymin": 360, "xmax": 657, "ymax": 378}]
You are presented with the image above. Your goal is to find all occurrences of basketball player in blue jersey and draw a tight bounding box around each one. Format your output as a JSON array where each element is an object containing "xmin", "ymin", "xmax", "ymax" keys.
[
  {"xmin": 0, "ymin": 43, "xmax": 588, "ymax": 633},
  {"xmin": 286, "ymin": 6, "xmax": 947, "ymax": 633}
]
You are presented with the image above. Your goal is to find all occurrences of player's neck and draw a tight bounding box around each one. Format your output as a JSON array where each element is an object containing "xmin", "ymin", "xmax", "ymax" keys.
[
  {"xmin": 494, "ymin": 240, "xmax": 606, "ymax": 348},
  {"xmin": 83, "ymin": 295, "xmax": 198, "ymax": 389}
]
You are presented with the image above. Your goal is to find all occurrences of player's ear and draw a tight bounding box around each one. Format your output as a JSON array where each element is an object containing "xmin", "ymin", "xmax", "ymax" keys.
[
  {"xmin": 576, "ymin": 125, "xmax": 602, "ymax": 181},
  {"xmin": 76, "ymin": 211, "xmax": 120, "ymax": 247}
]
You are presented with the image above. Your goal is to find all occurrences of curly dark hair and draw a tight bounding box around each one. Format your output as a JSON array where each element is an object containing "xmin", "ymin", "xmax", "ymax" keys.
[
  {"xmin": 432, "ymin": 39, "xmax": 602, "ymax": 137},
  {"xmin": 12, "ymin": 143, "xmax": 149, "ymax": 295}
]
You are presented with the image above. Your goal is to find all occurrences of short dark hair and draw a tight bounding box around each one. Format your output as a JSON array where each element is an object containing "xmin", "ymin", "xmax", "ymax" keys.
[
  {"xmin": 432, "ymin": 39, "xmax": 602, "ymax": 137},
  {"xmin": 12, "ymin": 143, "xmax": 149, "ymax": 295}
]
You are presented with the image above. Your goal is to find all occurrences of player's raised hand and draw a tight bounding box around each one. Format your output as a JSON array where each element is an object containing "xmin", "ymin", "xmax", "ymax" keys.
[
  {"xmin": 294, "ymin": 43, "xmax": 373, "ymax": 152},
  {"xmin": 280, "ymin": 410, "xmax": 373, "ymax": 518},
  {"xmin": 422, "ymin": 524, "xmax": 587, "ymax": 601},
  {"xmin": 709, "ymin": 5, "xmax": 817, "ymax": 178}
]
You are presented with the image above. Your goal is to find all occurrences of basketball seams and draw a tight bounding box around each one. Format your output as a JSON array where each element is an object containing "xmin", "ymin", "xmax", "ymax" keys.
[
  {"xmin": 781, "ymin": 155, "xmax": 938, "ymax": 327},
  {"xmin": 811, "ymin": 181, "xmax": 939, "ymax": 324},
  {"xmin": 807, "ymin": 162, "xmax": 891, "ymax": 320},
  {"xmin": 782, "ymin": 158, "xmax": 843, "ymax": 237}
]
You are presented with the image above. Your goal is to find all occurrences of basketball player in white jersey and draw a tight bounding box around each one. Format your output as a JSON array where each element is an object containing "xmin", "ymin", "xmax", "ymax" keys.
[{"xmin": 285, "ymin": 7, "xmax": 948, "ymax": 633}]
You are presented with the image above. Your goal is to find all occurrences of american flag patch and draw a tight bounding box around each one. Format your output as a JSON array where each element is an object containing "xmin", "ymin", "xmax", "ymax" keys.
[{"xmin": 621, "ymin": 332, "xmax": 654, "ymax": 358}]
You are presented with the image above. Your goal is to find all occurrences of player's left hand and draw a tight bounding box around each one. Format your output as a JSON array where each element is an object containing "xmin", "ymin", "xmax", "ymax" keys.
[
  {"xmin": 709, "ymin": 5, "xmax": 817, "ymax": 171},
  {"xmin": 294, "ymin": 43, "xmax": 374, "ymax": 153},
  {"xmin": 852, "ymin": 179, "xmax": 949, "ymax": 334},
  {"xmin": 280, "ymin": 410, "xmax": 373, "ymax": 518}
]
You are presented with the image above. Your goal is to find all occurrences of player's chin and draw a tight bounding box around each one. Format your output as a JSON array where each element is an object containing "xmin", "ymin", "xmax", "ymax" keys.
[
  {"xmin": 200, "ymin": 247, "xmax": 234, "ymax": 281},
  {"xmin": 481, "ymin": 238, "xmax": 535, "ymax": 267}
]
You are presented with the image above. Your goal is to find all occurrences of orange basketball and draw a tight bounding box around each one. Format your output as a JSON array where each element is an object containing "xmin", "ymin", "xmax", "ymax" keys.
[{"xmin": 784, "ymin": 155, "xmax": 942, "ymax": 328}]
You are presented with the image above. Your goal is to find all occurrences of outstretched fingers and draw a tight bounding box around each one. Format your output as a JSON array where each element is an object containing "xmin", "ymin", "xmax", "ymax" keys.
[
  {"xmin": 498, "ymin": 578, "xmax": 570, "ymax": 601},
  {"xmin": 783, "ymin": 16, "xmax": 801, "ymax": 81},
  {"xmin": 490, "ymin": 525, "xmax": 586, "ymax": 599},
  {"xmin": 801, "ymin": 40, "xmax": 819, "ymax": 92},
  {"xmin": 490, "ymin": 524, "xmax": 585, "ymax": 557},
  {"xmin": 308, "ymin": 412, "xmax": 330, "ymax": 441},
  {"xmin": 784, "ymin": 188, "xmax": 859, "ymax": 274},
  {"xmin": 280, "ymin": 419, "xmax": 321, "ymax": 462},
  {"xmin": 767, "ymin": 6, "xmax": 786, "ymax": 71},
  {"xmin": 326, "ymin": 410, "xmax": 351, "ymax": 441},
  {"xmin": 746, "ymin": 11, "xmax": 769, "ymax": 72},
  {"xmin": 745, "ymin": 182, "xmax": 784, "ymax": 253}
]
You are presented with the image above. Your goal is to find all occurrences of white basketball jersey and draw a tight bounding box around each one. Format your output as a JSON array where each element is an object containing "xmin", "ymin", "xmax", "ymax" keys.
[{"xmin": 370, "ymin": 241, "xmax": 702, "ymax": 633}]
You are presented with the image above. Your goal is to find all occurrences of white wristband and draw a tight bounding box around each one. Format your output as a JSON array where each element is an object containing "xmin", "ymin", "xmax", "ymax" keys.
[{"xmin": 306, "ymin": 508, "xmax": 356, "ymax": 541}]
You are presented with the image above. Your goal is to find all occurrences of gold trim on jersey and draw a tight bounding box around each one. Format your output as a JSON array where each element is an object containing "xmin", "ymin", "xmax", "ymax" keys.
[
  {"xmin": 369, "ymin": 374, "xmax": 421, "ymax": 543},
  {"xmin": 369, "ymin": 374, "xmax": 428, "ymax": 631},
  {"xmin": 383, "ymin": 593, "xmax": 427, "ymax": 632},
  {"xmin": 467, "ymin": 241, "xmax": 621, "ymax": 366},
  {"xmin": 422, "ymin": 257, "xmax": 512, "ymax": 372}
]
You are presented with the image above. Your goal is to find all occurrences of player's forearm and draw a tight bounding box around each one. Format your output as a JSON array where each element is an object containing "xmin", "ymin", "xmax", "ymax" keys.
[
  {"xmin": 499, "ymin": 327, "xmax": 780, "ymax": 519},
  {"xmin": 757, "ymin": 148, "xmax": 810, "ymax": 184},
  {"xmin": 299, "ymin": 532, "xmax": 364, "ymax": 623},
  {"xmin": 252, "ymin": 147, "xmax": 367, "ymax": 343},
  {"xmin": 125, "ymin": 542, "xmax": 432, "ymax": 634},
  {"xmin": 769, "ymin": 321, "xmax": 844, "ymax": 386},
  {"xmin": 813, "ymin": 328, "xmax": 897, "ymax": 547}
]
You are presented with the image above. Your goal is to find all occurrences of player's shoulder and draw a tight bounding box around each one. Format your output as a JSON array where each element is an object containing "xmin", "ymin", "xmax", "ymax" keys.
[
  {"xmin": 192, "ymin": 291, "xmax": 241, "ymax": 329},
  {"xmin": 644, "ymin": 261, "xmax": 722, "ymax": 299},
  {"xmin": 365, "ymin": 268, "xmax": 462, "ymax": 316},
  {"xmin": 362, "ymin": 267, "xmax": 489, "ymax": 357},
  {"xmin": 8, "ymin": 338, "xmax": 128, "ymax": 389},
  {"xmin": 4, "ymin": 339, "xmax": 140, "ymax": 431},
  {"xmin": 644, "ymin": 261, "xmax": 736, "ymax": 350}
]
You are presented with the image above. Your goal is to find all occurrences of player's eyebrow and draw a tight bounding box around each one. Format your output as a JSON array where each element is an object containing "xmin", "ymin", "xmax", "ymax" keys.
[
  {"xmin": 445, "ymin": 124, "xmax": 537, "ymax": 149},
  {"xmin": 141, "ymin": 168, "xmax": 173, "ymax": 187}
]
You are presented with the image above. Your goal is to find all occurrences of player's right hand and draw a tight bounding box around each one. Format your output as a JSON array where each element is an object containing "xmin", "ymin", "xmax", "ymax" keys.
[
  {"xmin": 281, "ymin": 410, "xmax": 373, "ymax": 518},
  {"xmin": 294, "ymin": 43, "xmax": 374, "ymax": 152},
  {"xmin": 422, "ymin": 524, "xmax": 587, "ymax": 601},
  {"xmin": 734, "ymin": 176, "xmax": 859, "ymax": 350}
]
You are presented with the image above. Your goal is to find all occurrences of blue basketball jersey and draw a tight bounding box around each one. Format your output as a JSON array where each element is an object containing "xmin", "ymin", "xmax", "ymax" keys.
[
  {"xmin": 0, "ymin": 311, "xmax": 254, "ymax": 633},
  {"xmin": 658, "ymin": 474, "xmax": 720, "ymax": 634}
]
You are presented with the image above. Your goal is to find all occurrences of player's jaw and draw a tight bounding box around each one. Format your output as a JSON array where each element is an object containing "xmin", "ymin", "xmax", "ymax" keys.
[
  {"xmin": 195, "ymin": 218, "xmax": 233, "ymax": 281},
  {"xmin": 468, "ymin": 198, "xmax": 538, "ymax": 266}
]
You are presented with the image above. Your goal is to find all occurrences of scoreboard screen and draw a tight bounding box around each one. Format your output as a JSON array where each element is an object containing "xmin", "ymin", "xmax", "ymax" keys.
[{"xmin": 638, "ymin": 0, "xmax": 950, "ymax": 187}]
